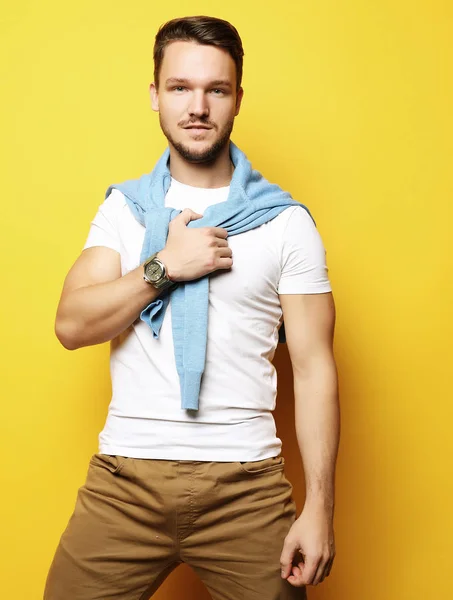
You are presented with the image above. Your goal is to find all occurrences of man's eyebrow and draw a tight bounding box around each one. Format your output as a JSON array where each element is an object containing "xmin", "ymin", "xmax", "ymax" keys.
[
  {"xmin": 165, "ymin": 77, "xmax": 232, "ymax": 88},
  {"xmin": 210, "ymin": 80, "xmax": 232, "ymax": 88},
  {"xmin": 165, "ymin": 77, "xmax": 189, "ymax": 85}
]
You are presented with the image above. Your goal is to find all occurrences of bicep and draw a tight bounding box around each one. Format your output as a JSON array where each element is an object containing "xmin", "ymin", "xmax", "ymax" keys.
[
  {"xmin": 60, "ymin": 246, "xmax": 122, "ymax": 297},
  {"xmin": 279, "ymin": 292, "xmax": 336, "ymax": 375}
]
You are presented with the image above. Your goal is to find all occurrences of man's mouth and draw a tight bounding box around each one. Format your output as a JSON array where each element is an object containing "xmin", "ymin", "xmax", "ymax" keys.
[{"xmin": 183, "ymin": 124, "xmax": 212, "ymax": 130}]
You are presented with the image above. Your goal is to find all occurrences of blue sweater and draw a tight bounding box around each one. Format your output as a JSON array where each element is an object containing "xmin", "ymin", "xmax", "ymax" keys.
[{"xmin": 106, "ymin": 142, "xmax": 313, "ymax": 410}]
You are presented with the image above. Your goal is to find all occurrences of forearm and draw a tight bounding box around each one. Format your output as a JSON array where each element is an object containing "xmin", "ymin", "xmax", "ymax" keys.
[
  {"xmin": 293, "ymin": 356, "xmax": 340, "ymax": 518},
  {"xmin": 55, "ymin": 264, "xmax": 161, "ymax": 350}
]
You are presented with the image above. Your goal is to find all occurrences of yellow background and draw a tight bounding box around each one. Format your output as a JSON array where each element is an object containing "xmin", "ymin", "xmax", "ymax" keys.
[{"xmin": 1, "ymin": 1, "xmax": 452, "ymax": 598}]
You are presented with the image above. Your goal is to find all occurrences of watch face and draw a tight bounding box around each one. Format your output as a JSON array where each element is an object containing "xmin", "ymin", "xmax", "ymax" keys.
[{"xmin": 145, "ymin": 260, "xmax": 164, "ymax": 282}]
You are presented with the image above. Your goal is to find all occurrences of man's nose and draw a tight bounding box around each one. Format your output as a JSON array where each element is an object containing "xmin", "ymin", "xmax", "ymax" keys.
[{"xmin": 188, "ymin": 90, "xmax": 209, "ymax": 118}]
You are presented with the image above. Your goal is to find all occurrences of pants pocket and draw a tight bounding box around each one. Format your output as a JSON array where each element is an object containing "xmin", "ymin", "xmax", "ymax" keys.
[
  {"xmin": 238, "ymin": 455, "xmax": 285, "ymax": 475},
  {"xmin": 89, "ymin": 453, "xmax": 128, "ymax": 475}
]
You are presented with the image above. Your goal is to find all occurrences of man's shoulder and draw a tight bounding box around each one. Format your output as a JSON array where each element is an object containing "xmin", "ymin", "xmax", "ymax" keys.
[
  {"xmin": 272, "ymin": 204, "xmax": 315, "ymax": 232},
  {"xmin": 101, "ymin": 187, "xmax": 128, "ymax": 213}
]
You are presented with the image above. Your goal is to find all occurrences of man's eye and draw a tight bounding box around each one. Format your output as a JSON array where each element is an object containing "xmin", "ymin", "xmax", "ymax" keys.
[
  {"xmin": 174, "ymin": 86, "xmax": 186, "ymax": 92},
  {"xmin": 211, "ymin": 89, "xmax": 224, "ymax": 95}
]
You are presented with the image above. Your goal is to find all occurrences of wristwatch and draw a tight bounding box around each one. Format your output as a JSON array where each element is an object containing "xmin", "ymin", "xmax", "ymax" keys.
[{"xmin": 143, "ymin": 253, "xmax": 175, "ymax": 291}]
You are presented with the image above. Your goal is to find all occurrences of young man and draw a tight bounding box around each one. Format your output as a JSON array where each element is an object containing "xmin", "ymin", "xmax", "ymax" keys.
[{"xmin": 44, "ymin": 15, "xmax": 340, "ymax": 600}]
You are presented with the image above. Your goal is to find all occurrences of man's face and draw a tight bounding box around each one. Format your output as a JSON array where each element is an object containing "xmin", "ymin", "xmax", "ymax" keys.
[{"xmin": 150, "ymin": 41, "xmax": 243, "ymax": 164}]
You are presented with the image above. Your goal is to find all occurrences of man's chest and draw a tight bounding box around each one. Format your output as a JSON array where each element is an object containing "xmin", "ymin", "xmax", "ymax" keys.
[{"xmin": 118, "ymin": 212, "xmax": 283, "ymax": 306}]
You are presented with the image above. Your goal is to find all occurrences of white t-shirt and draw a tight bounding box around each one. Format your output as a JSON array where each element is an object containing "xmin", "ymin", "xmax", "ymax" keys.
[{"xmin": 83, "ymin": 177, "xmax": 332, "ymax": 461}]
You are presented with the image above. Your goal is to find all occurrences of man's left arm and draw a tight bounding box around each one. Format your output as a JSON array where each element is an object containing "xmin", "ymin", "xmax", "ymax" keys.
[{"xmin": 278, "ymin": 291, "xmax": 340, "ymax": 588}]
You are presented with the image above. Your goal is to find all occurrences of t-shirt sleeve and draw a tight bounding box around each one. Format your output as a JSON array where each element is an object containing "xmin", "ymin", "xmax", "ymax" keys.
[
  {"xmin": 277, "ymin": 206, "xmax": 332, "ymax": 294},
  {"xmin": 82, "ymin": 189, "xmax": 123, "ymax": 253}
]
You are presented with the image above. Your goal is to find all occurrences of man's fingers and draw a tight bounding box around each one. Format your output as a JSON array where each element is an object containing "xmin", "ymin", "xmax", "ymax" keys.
[
  {"xmin": 172, "ymin": 213, "xmax": 228, "ymax": 241},
  {"xmin": 280, "ymin": 538, "xmax": 297, "ymax": 579},
  {"xmin": 316, "ymin": 548, "xmax": 335, "ymax": 583},
  {"xmin": 218, "ymin": 247, "xmax": 233, "ymax": 258},
  {"xmin": 286, "ymin": 564, "xmax": 302, "ymax": 585},
  {"xmin": 288, "ymin": 555, "xmax": 319, "ymax": 587},
  {"xmin": 216, "ymin": 257, "xmax": 233, "ymax": 270},
  {"xmin": 174, "ymin": 208, "xmax": 203, "ymax": 226},
  {"xmin": 209, "ymin": 226, "xmax": 228, "ymax": 240},
  {"xmin": 171, "ymin": 210, "xmax": 228, "ymax": 239},
  {"xmin": 312, "ymin": 556, "xmax": 330, "ymax": 585},
  {"xmin": 324, "ymin": 556, "xmax": 334, "ymax": 578},
  {"xmin": 303, "ymin": 556, "xmax": 321, "ymax": 586}
]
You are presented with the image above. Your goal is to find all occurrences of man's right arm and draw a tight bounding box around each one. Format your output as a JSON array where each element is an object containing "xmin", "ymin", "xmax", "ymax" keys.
[
  {"xmin": 55, "ymin": 247, "xmax": 162, "ymax": 350},
  {"xmin": 55, "ymin": 209, "xmax": 232, "ymax": 350}
]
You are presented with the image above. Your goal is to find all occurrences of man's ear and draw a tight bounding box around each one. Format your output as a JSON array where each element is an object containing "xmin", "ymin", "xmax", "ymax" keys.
[
  {"xmin": 235, "ymin": 87, "xmax": 244, "ymax": 117},
  {"xmin": 150, "ymin": 82, "xmax": 159, "ymax": 112}
]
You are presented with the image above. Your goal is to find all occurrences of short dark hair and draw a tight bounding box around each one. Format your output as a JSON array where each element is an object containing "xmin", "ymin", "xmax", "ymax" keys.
[{"xmin": 153, "ymin": 15, "xmax": 244, "ymax": 92}]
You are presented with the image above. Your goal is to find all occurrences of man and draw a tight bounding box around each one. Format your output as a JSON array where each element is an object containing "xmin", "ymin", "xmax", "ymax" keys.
[{"xmin": 44, "ymin": 15, "xmax": 340, "ymax": 600}]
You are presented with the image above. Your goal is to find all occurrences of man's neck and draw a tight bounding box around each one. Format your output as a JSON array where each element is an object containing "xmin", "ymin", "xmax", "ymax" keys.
[{"xmin": 168, "ymin": 143, "xmax": 234, "ymax": 189}]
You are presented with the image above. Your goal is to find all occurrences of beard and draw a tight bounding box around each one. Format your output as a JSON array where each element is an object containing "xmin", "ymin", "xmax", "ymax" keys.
[{"xmin": 159, "ymin": 114, "xmax": 235, "ymax": 164}]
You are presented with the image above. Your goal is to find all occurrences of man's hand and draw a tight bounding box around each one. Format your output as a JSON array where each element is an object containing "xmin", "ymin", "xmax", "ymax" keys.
[
  {"xmin": 280, "ymin": 504, "xmax": 336, "ymax": 587},
  {"xmin": 158, "ymin": 209, "xmax": 233, "ymax": 282}
]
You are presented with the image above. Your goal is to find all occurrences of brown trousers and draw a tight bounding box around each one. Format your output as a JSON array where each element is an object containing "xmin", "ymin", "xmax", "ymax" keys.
[{"xmin": 44, "ymin": 454, "xmax": 307, "ymax": 600}]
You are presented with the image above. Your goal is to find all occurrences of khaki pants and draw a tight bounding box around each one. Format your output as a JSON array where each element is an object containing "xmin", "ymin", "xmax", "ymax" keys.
[{"xmin": 44, "ymin": 454, "xmax": 307, "ymax": 600}]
